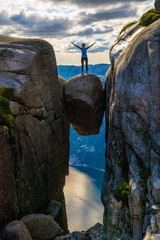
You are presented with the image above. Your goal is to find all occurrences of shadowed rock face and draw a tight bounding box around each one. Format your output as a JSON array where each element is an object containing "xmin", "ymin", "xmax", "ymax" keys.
[
  {"xmin": 0, "ymin": 35, "xmax": 70, "ymax": 231},
  {"xmin": 102, "ymin": 19, "xmax": 160, "ymax": 240},
  {"xmin": 0, "ymin": 127, "xmax": 19, "ymax": 229},
  {"xmin": 65, "ymin": 74, "xmax": 104, "ymax": 136}
]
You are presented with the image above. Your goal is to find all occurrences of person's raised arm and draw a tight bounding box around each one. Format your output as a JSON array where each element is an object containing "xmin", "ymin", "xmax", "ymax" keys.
[
  {"xmin": 71, "ymin": 42, "xmax": 81, "ymax": 49},
  {"xmin": 87, "ymin": 42, "xmax": 96, "ymax": 49}
]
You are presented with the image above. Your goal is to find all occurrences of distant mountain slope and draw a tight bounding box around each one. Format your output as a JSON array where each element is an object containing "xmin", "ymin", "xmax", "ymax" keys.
[
  {"xmin": 58, "ymin": 64, "xmax": 110, "ymax": 170},
  {"xmin": 57, "ymin": 64, "xmax": 110, "ymax": 81}
]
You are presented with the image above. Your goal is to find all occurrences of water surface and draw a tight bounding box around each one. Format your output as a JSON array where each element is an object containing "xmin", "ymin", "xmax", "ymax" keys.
[{"xmin": 64, "ymin": 166, "xmax": 104, "ymax": 232}]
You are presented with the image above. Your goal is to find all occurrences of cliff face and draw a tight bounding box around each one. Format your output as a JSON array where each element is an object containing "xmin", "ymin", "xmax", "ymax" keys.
[
  {"xmin": 102, "ymin": 19, "xmax": 160, "ymax": 240},
  {"xmin": 0, "ymin": 36, "xmax": 70, "ymax": 230}
]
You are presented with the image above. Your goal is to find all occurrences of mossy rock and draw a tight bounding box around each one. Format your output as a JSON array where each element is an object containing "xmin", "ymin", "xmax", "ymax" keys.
[
  {"xmin": 140, "ymin": 9, "xmax": 160, "ymax": 26},
  {"xmin": 119, "ymin": 21, "xmax": 137, "ymax": 36},
  {"xmin": 114, "ymin": 181, "xmax": 129, "ymax": 205},
  {"xmin": 119, "ymin": 9, "xmax": 160, "ymax": 38},
  {"xmin": 0, "ymin": 49, "xmax": 14, "ymax": 58},
  {"xmin": 0, "ymin": 88, "xmax": 14, "ymax": 127},
  {"xmin": 139, "ymin": 167, "xmax": 151, "ymax": 193},
  {"xmin": 118, "ymin": 153, "xmax": 129, "ymax": 181},
  {"xmin": 0, "ymin": 88, "xmax": 14, "ymax": 100},
  {"xmin": 140, "ymin": 167, "xmax": 151, "ymax": 180}
]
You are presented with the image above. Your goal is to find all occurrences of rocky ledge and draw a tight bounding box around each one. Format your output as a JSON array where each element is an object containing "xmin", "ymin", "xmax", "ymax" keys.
[{"xmin": 65, "ymin": 74, "xmax": 104, "ymax": 136}]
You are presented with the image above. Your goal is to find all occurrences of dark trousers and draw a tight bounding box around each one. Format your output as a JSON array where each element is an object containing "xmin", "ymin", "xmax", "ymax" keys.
[{"xmin": 81, "ymin": 57, "xmax": 88, "ymax": 73}]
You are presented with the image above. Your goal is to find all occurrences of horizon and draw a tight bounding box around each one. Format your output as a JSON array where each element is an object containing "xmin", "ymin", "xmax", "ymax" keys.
[
  {"xmin": 0, "ymin": 0, "xmax": 154, "ymax": 65},
  {"xmin": 57, "ymin": 63, "xmax": 110, "ymax": 66}
]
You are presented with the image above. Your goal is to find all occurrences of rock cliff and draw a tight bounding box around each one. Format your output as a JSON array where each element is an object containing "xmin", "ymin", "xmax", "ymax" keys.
[
  {"xmin": 102, "ymin": 19, "xmax": 160, "ymax": 240},
  {"xmin": 0, "ymin": 35, "xmax": 70, "ymax": 231}
]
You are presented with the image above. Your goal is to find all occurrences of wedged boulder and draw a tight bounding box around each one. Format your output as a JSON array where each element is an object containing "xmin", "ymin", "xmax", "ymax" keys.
[
  {"xmin": 0, "ymin": 220, "xmax": 32, "ymax": 240},
  {"xmin": 21, "ymin": 214, "xmax": 64, "ymax": 240},
  {"xmin": 65, "ymin": 74, "xmax": 104, "ymax": 135}
]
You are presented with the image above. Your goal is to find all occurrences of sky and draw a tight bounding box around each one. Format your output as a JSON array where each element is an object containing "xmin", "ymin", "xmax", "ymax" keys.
[{"xmin": 0, "ymin": 0, "xmax": 154, "ymax": 65}]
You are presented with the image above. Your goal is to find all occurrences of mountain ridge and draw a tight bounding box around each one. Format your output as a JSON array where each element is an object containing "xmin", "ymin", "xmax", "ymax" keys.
[{"xmin": 58, "ymin": 64, "xmax": 110, "ymax": 81}]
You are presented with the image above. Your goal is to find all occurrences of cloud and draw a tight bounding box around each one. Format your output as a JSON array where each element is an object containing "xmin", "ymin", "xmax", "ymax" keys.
[
  {"xmin": 39, "ymin": 0, "xmax": 147, "ymax": 7},
  {"xmin": 88, "ymin": 46, "xmax": 108, "ymax": 52},
  {"xmin": 0, "ymin": 11, "xmax": 10, "ymax": 25},
  {"xmin": 0, "ymin": 0, "xmax": 154, "ymax": 63},
  {"xmin": 10, "ymin": 12, "xmax": 39, "ymax": 26},
  {"xmin": 68, "ymin": 40, "xmax": 110, "ymax": 53},
  {"xmin": 1, "ymin": 10, "xmax": 113, "ymax": 38},
  {"xmin": 68, "ymin": 45, "xmax": 108, "ymax": 53},
  {"xmin": 78, "ymin": 4, "xmax": 137, "ymax": 25},
  {"xmin": 9, "ymin": 11, "xmax": 72, "ymax": 37},
  {"xmin": 70, "ymin": 27, "xmax": 113, "ymax": 37}
]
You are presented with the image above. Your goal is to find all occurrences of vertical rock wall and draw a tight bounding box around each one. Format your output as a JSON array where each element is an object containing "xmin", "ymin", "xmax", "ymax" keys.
[
  {"xmin": 0, "ymin": 126, "xmax": 18, "ymax": 229},
  {"xmin": 0, "ymin": 35, "xmax": 70, "ymax": 230},
  {"xmin": 102, "ymin": 20, "xmax": 160, "ymax": 239}
]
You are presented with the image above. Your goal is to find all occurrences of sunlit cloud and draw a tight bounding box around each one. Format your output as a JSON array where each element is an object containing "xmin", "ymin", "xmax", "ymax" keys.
[
  {"xmin": 0, "ymin": 0, "xmax": 155, "ymax": 64},
  {"xmin": 39, "ymin": 0, "xmax": 150, "ymax": 8}
]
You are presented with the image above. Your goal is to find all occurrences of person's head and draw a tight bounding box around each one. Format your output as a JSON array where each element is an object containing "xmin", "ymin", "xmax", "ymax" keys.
[{"xmin": 82, "ymin": 43, "xmax": 86, "ymax": 48}]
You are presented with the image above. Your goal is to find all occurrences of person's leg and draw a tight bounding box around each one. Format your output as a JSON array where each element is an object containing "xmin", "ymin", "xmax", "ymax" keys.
[
  {"xmin": 86, "ymin": 57, "xmax": 88, "ymax": 74},
  {"xmin": 81, "ymin": 58, "xmax": 84, "ymax": 74}
]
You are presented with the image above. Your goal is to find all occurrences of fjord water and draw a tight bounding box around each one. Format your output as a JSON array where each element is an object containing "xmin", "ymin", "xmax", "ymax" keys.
[
  {"xmin": 58, "ymin": 64, "xmax": 108, "ymax": 232},
  {"xmin": 64, "ymin": 117, "xmax": 105, "ymax": 232},
  {"xmin": 64, "ymin": 117, "xmax": 106, "ymax": 232},
  {"xmin": 64, "ymin": 166, "xmax": 104, "ymax": 232}
]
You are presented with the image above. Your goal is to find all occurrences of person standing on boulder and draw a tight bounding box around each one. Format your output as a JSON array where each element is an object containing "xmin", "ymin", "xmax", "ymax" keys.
[{"xmin": 71, "ymin": 42, "xmax": 96, "ymax": 75}]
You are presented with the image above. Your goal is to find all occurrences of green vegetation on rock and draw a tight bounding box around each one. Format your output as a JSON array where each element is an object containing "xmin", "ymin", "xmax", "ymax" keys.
[
  {"xmin": 0, "ymin": 88, "xmax": 14, "ymax": 127},
  {"xmin": 118, "ymin": 153, "xmax": 129, "ymax": 181},
  {"xmin": 0, "ymin": 88, "xmax": 14, "ymax": 99},
  {"xmin": 115, "ymin": 153, "xmax": 129, "ymax": 205},
  {"xmin": 114, "ymin": 181, "xmax": 129, "ymax": 205},
  {"xmin": 139, "ymin": 167, "xmax": 151, "ymax": 193},
  {"xmin": 119, "ymin": 21, "xmax": 137, "ymax": 36},
  {"xmin": 140, "ymin": 9, "xmax": 160, "ymax": 26},
  {"xmin": 119, "ymin": 9, "xmax": 160, "ymax": 37}
]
